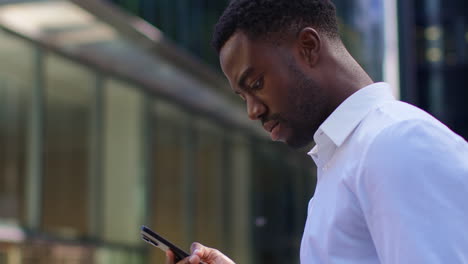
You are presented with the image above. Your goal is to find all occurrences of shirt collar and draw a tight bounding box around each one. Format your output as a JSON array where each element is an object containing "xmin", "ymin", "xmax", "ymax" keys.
[{"xmin": 308, "ymin": 82, "xmax": 395, "ymax": 157}]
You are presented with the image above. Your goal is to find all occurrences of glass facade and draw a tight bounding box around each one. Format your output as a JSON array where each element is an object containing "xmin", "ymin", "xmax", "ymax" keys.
[
  {"xmin": 10, "ymin": 0, "xmax": 459, "ymax": 263},
  {"xmin": 106, "ymin": 2, "xmax": 387, "ymax": 262},
  {"xmin": 101, "ymin": 78, "xmax": 146, "ymax": 246},
  {"xmin": 35, "ymin": 0, "xmax": 466, "ymax": 263},
  {"xmin": 251, "ymin": 143, "xmax": 316, "ymax": 264},
  {"xmin": 0, "ymin": 3, "xmax": 315, "ymax": 263},
  {"xmin": 334, "ymin": 0, "xmax": 385, "ymax": 81},
  {"xmin": 399, "ymin": 0, "xmax": 468, "ymax": 139},
  {"xmin": 193, "ymin": 120, "xmax": 225, "ymax": 249},
  {"xmin": 107, "ymin": 0, "xmax": 229, "ymax": 68},
  {"xmin": 0, "ymin": 29, "xmax": 33, "ymax": 225},
  {"xmin": 42, "ymin": 53, "xmax": 94, "ymax": 237},
  {"xmin": 108, "ymin": 0, "xmax": 386, "ymax": 81},
  {"xmin": 149, "ymin": 100, "xmax": 190, "ymax": 264}
]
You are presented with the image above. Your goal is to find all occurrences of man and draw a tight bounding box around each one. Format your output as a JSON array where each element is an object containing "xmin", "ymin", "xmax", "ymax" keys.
[{"xmin": 166, "ymin": 0, "xmax": 468, "ymax": 263}]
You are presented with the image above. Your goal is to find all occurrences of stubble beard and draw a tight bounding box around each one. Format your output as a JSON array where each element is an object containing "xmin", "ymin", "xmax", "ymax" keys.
[{"xmin": 281, "ymin": 61, "xmax": 328, "ymax": 149}]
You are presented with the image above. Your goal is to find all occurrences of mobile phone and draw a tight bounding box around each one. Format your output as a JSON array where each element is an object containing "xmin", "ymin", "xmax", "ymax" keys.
[{"xmin": 140, "ymin": 225, "xmax": 190, "ymax": 263}]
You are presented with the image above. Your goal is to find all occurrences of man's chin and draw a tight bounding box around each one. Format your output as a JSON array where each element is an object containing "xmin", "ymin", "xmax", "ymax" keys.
[{"xmin": 285, "ymin": 136, "xmax": 313, "ymax": 149}]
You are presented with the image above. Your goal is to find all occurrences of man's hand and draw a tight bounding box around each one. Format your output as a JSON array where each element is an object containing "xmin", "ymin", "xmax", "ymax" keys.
[{"xmin": 165, "ymin": 242, "xmax": 235, "ymax": 264}]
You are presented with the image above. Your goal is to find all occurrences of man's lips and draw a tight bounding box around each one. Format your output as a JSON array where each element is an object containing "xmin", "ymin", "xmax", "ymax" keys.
[{"xmin": 263, "ymin": 120, "xmax": 279, "ymax": 133}]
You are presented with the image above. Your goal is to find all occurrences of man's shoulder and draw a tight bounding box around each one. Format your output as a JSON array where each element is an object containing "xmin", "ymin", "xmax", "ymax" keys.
[
  {"xmin": 371, "ymin": 100, "xmax": 462, "ymax": 141},
  {"xmin": 349, "ymin": 100, "xmax": 465, "ymax": 162},
  {"xmin": 361, "ymin": 110, "xmax": 467, "ymax": 172},
  {"xmin": 356, "ymin": 100, "xmax": 449, "ymax": 142},
  {"xmin": 339, "ymin": 100, "xmax": 467, "ymax": 194},
  {"xmin": 377, "ymin": 100, "xmax": 438, "ymax": 122},
  {"xmin": 351, "ymin": 103, "xmax": 468, "ymax": 190}
]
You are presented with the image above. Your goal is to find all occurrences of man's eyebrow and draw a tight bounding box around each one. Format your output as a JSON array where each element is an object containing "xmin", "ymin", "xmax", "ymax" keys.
[{"xmin": 237, "ymin": 67, "xmax": 255, "ymax": 89}]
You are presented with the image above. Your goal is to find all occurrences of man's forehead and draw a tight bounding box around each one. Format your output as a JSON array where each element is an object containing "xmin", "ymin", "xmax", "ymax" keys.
[
  {"xmin": 220, "ymin": 30, "xmax": 292, "ymax": 68},
  {"xmin": 219, "ymin": 32, "xmax": 250, "ymax": 70}
]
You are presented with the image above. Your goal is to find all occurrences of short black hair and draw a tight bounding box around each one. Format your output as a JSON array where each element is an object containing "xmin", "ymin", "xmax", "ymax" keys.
[{"xmin": 212, "ymin": 0, "xmax": 340, "ymax": 54}]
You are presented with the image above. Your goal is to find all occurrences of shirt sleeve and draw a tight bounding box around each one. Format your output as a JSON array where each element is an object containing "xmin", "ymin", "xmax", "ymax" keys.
[{"xmin": 357, "ymin": 119, "xmax": 468, "ymax": 264}]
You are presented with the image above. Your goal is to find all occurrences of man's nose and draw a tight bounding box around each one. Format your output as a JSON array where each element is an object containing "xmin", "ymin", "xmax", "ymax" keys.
[{"xmin": 246, "ymin": 95, "xmax": 266, "ymax": 121}]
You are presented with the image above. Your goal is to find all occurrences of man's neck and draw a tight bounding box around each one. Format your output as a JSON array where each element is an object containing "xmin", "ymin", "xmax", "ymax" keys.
[{"xmin": 328, "ymin": 46, "xmax": 374, "ymax": 111}]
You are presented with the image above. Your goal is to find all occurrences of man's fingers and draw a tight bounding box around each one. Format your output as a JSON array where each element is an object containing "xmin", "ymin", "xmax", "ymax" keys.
[
  {"xmin": 166, "ymin": 251, "xmax": 192, "ymax": 264},
  {"xmin": 189, "ymin": 242, "xmax": 234, "ymax": 264},
  {"xmin": 165, "ymin": 250, "xmax": 174, "ymax": 264},
  {"xmin": 190, "ymin": 242, "xmax": 203, "ymax": 253},
  {"xmin": 192, "ymin": 242, "xmax": 211, "ymax": 261},
  {"xmin": 188, "ymin": 254, "xmax": 201, "ymax": 264},
  {"xmin": 190, "ymin": 243, "xmax": 209, "ymax": 264}
]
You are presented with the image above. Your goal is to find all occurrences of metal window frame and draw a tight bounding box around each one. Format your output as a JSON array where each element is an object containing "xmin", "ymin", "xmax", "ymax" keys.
[{"xmin": 25, "ymin": 45, "xmax": 45, "ymax": 230}]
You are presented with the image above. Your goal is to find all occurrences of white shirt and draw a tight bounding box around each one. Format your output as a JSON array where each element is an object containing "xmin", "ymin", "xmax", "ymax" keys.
[{"xmin": 300, "ymin": 82, "xmax": 468, "ymax": 264}]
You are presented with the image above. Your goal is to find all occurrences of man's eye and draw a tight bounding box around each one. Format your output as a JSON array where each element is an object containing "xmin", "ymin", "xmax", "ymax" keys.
[
  {"xmin": 250, "ymin": 77, "xmax": 263, "ymax": 90},
  {"xmin": 235, "ymin": 92, "xmax": 246, "ymax": 101}
]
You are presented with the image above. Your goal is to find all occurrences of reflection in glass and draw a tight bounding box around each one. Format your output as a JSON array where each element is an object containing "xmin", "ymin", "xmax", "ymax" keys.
[
  {"xmin": 94, "ymin": 247, "xmax": 144, "ymax": 264},
  {"xmin": 0, "ymin": 31, "xmax": 34, "ymax": 223},
  {"xmin": 101, "ymin": 79, "xmax": 145, "ymax": 245},
  {"xmin": 194, "ymin": 120, "xmax": 224, "ymax": 248},
  {"xmin": 335, "ymin": 0, "xmax": 385, "ymax": 81},
  {"xmin": 251, "ymin": 144, "xmax": 305, "ymax": 264},
  {"xmin": 42, "ymin": 54, "xmax": 94, "ymax": 237},
  {"xmin": 225, "ymin": 133, "xmax": 252, "ymax": 264},
  {"xmin": 150, "ymin": 100, "xmax": 189, "ymax": 264}
]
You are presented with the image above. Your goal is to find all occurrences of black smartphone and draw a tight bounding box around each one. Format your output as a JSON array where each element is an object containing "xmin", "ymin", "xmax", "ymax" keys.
[{"xmin": 140, "ymin": 225, "xmax": 190, "ymax": 263}]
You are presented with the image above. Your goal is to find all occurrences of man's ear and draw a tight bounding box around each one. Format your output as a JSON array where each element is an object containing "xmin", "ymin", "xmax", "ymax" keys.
[{"xmin": 297, "ymin": 27, "xmax": 321, "ymax": 67}]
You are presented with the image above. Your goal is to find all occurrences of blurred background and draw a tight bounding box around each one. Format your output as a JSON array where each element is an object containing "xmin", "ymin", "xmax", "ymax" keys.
[{"xmin": 0, "ymin": 0, "xmax": 466, "ymax": 263}]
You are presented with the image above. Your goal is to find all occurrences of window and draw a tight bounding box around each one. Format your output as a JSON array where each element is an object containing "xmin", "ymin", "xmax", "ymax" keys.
[
  {"xmin": 194, "ymin": 119, "xmax": 224, "ymax": 248},
  {"xmin": 94, "ymin": 247, "xmax": 145, "ymax": 264},
  {"xmin": 251, "ymin": 143, "xmax": 301, "ymax": 264},
  {"xmin": 334, "ymin": 0, "xmax": 385, "ymax": 81},
  {"xmin": 149, "ymin": 100, "xmax": 190, "ymax": 264},
  {"xmin": 0, "ymin": 30, "xmax": 35, "ymax": 223},
  {"xmin": 42, "ymin": 54, "xmax": 95, "ymax": 237},
  {"xmin": 224, "ymin": 133, "xmax": 253, "ymax": 264},
  {"xmin": 101, "ymin": 79, "xmax": 146, "ymax": 245}
]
